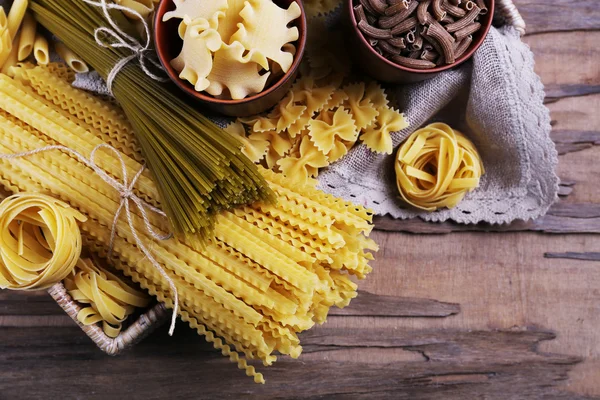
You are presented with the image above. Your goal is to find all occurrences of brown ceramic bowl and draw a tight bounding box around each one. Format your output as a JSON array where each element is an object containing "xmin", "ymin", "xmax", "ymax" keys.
[
  {"xmin": 155, "ymin": 0, "xmax": 306, "ymax": 117},
  {"xmin": 346, "ymin": 0, "xmax": 495, "ymax": 83}
]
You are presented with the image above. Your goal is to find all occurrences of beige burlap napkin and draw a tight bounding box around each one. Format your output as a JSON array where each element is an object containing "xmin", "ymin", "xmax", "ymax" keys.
[{"xmin": 318, "ymin": 25, "xmax": 558, "ymax": 224}]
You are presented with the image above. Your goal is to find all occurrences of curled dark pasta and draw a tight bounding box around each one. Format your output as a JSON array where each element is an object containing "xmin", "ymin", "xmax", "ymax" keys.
[
  {"xmin": 420, "ymin": 49, "xmax": 438, "ymax": 62},
  {"xmin": 445, "ymin": 5, "xmax": 480, "ymax": 32},
  {"xmin": 353, "ymin": 4, "xmax": 367, "ymax": 23},
  {"xmin": 454, "ymin": 22, "xmax": 480, "ymax": 40},
  {"xmin": 411, "ymin": 31, "xmax": 424, "ymax": 51},
  {"xmin": 416, "ymin": 0, "xmax": 432, "ymax": 24},
  {"xmin": 431, "ymin": 0, "xmax": 446, "ymax": 21},
  {"xmin": 377, "ymin": 39, "xmax": 404, "ymax": 55},
  {"xmin": 367, "ymin": 0, "xmax": 388, "ymax": 14},
  {"xmin": 387, "ymin": 36, "xmax": 407, "ymax": 48},
  {"xmin": 475, "ymin": 0, "xmax": 488, "ymax": 14},
  {"xmin": 426, "ymin": 21, "xmax": 456, "ymax": 63},
  {"xmin": 391, "ymin": 16, "xmax": 418, "ymax": 35},
  {"xmin": 380, "ymin": 0, "xmax": 418, "ymax": 28},
  {"xmin": 453, "ymin": 34, "xmax": 473, "ymax": 58},
  {"xmin": 358, "ymin": 20, "xmax": 392, "ymax": 39},
  {"xmin": 391, "ymin": 55, "xmax": 437, "ymax": 69},
  {"xmin": 442, "ymin": 1, "xmax": 466, "ymax": 17}
]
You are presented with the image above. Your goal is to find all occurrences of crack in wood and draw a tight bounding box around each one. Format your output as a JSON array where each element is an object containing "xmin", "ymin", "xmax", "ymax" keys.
[
  {"xmin": 328, "ymin": 291, "xmax": 460, "ymax": 318},
  {"xmin": 552, "ymin": 130, "xmax": 600, "ymax": 155},
  {"xmin": 545, "ymin": 252, "xmax": 600, "ymax": 261},
  {"xmin": 544, "ymin": 84, "xmax": 600, "ymax": 104}
]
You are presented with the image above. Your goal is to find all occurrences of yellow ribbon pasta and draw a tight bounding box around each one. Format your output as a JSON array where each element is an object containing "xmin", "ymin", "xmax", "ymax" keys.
[
  {"xmin": 395, "ymin": 123, "xmax": 484, "ymax": 211},
  {"xmin": 0, "ymin": 193, "xmax": 86, "ymax": 290},
  {"xmin": 64, "ymin": 258, "xmax": 150, "ymax": 338}
]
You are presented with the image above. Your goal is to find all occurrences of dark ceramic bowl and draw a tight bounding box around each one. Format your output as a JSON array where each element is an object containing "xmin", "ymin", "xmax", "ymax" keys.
[
  {"xmin": 346, "ymin": 0, "xmax": 495, "ymax": 83},
  {"xmin": 155, "ymin": 0, "xmax": 306, "ymax": 117}
]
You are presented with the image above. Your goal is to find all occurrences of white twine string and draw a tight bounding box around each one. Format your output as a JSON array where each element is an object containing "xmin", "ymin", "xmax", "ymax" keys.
[
  {"xmin": 0, "ymin": 144, "xmax": 179, "ymax": 335},
  {"xmin": 82, "ymin": 0, "xmax": 168, "ymax": 94}
]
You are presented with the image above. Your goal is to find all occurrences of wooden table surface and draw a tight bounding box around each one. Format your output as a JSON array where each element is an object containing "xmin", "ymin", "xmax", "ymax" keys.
[{"xmin": 1, "ymin": 1, "xmax": 599, "ymax": 399}]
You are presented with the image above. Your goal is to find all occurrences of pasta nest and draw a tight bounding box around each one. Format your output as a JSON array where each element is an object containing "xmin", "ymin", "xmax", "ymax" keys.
[{"xmin": 395, "ymin": 122, "xmax": 484, "ymax": 211}]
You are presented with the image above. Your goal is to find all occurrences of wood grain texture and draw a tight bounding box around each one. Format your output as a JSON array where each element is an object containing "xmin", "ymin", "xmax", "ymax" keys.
[
  {"xmin": 374, "ymin": 202, "xmax": 600, "ymax": 234},
  {"xmin": 516, "ymin": 0, "xmax": 600, "ymax": 34}
]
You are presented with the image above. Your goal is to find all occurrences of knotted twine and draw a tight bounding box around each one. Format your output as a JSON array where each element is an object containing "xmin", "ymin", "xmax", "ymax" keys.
[
  {"xmin": 81, "ymin": 0, "xmax": 168, "ymax": 94},
  {"xmin": 0, "ymin": 144, "xmax": 179, "ymax": 335}
]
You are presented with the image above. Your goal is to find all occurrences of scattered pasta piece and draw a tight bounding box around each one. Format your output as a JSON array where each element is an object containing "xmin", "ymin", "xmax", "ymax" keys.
[
  {"xmin": 231, "ymin": 0, "xmax": 301, "ymax": 73},
  {"xmin": 64, "ymin": 257, "xmax": 150, "ymax": 338},
  {"xmin": 395, "ymin": 122, "xmax": 484, "ymax": 211},
  {"xmin": 344, "ymin": 82, "xmax": 379, "ymax": 130},
  {"xmin": 54, "ymin": 42, "xmax": 89, "ymax": 73},
  {"xmin": 309, "ymin": 107, "xmax": 357, "ymax": 154},
  {"xmin": 224, "ymin": 121, "xmax": 270, "ymax": 163},
  {"xmin": 277, "ymin": 136, "xmax": 329, "ymax": 184},
  {"xmin": 360, "ymin": 107, "xmax": 408, "ymax": 154},
  {"xmin": 0, "ymin": 193, "xmax": 86, "ymax": 290}
]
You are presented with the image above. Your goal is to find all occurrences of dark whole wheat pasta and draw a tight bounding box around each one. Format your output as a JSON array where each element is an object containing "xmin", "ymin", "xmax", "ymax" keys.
[
  {"xmin": 441, "ymin": 0, "xmax": 466, "ymax": 17},
  {"xmin": 475, "ymin": 0, "xmax": 488, "ymax": 15},
  {"xmin": 453, "ymin": 34, "xmax": 473, "ymax": 59},
  {"xmin": 453, "ymin": 22, "xmax": 480, "ymax": 40},
  {"xmin": 377, "ymin": 39, "xmax": 404, "ymax": 55},
  {"xmin": 354, "ymin": 4, "xmax": 368, "ymax": 23},
  {"xmin": 359, "ymin": 0, "xmax": 379, "ymax": 17},
  {"xmin": 420, "ymin": 49, "xmax": 438, "ymax": 62},
  {"xmin": 354, "ymin": 0, "xmax": 485, "ymax": 69},
  {"xmin": 384, "ymin": 0, "xmax": 415, "ymax": 17},
  {"xmin": 411, "ymin": 31, "xmax": 424, "ymax": 51},
  {"xmin": 426, "ymin": 20, "xmax": 456, "ymax": 63},
  {"xmin": 416, "ymin": 0, "xmax": 432, "ymax": 24},
  {"xmin": 380, "ymin": 1, "xmax": 418, "ymax": 28},
  {"xmin": 391, "ymin": 55, "xmax": 437, "ymax": 69},
  {"xmin": 358, "ymin": 19, "xmax": 393, "ymax": 39},
  {"xmin": 445, "ymin": 5, "xmax": 480, "ymax": 32},
  {"xmin": 431, "ymin": 0, "xmax": 447, "ymax": 21},
  {"xmin": 464, "ymin": 0, "xmax": 476, "ymax": 11},
  {"xmin": 391, "ymin": 16, "xmax": 418, "ymax": 35},
  {"xmin": 387, "ymin": 36, "xmax": 407, "ymax": 48},
  {"xmin": 440, "ymin": 14, "xmax": 455, "ymax": 24},
  {"xmin": 367, "ymin": 13, "xmax": 378, "ymax": 25},
  {"xmin": 367, "ymin": 0, "xmax": 388, "ymax": 15}
]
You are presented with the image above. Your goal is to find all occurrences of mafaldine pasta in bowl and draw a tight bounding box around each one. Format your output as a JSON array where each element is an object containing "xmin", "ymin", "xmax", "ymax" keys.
[{"xmin": 155, "ymin": 0, "xmax": 307, "ymax": 116}]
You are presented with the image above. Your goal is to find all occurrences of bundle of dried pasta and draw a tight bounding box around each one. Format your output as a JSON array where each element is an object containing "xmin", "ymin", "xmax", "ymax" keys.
[
  {"xmin": 395, "ymin": 122, "xmax": 484, "ymax": 211},
  {"xmin": 0, "ymin": 64, "xmax": 376, "ymax": 383},
  {"xmin": 0, "ymin": 192, "xmax": 86, "ymax": 290},
  {"xmin": 64, "ymin": 257, "xmax": 151, "ymax": 338},
  {"xmin": 233, "ymin": 25, "xmax": 408, "ymax": 184},
  {"xmin": 32, "ymin": 0, "xmax": 275, "ymax": 241}
]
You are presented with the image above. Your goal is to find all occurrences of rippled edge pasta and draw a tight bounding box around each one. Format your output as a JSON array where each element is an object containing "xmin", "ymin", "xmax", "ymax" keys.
[{"xmin": 0, "ymin": 65, "xmax": 377, "ymax": 383}]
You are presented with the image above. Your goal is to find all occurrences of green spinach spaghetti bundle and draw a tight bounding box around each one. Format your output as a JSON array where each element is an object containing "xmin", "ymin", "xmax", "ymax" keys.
[{"xmin": 30, "ymin": 0, "xmax": 274, "ymax": 242}]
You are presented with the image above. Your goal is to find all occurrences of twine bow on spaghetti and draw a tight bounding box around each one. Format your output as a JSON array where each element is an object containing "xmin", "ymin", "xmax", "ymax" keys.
[
  {"xmin": 82, "ymin": 0, "xmax": 168, "ymax": 94},
  {"xmin": 0, "ymin": 144, "xmax": 179, "ymax": 336}
]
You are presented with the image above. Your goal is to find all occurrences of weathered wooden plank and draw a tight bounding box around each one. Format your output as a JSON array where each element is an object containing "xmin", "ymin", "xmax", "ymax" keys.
[
  {"xmin": 328, "ymin": 291, "xmax": 460, "ymax": 317},
  {"xmin": 518, "ymin": 0, "xmax": 600, "ymax": 35},
  {"xmin": 374, "ymin": 203, "xmax": 600, "ymax": 234},
  {"xmin": 0, "ymin": 326, "xmax": 586, "ymax": 399},
  {"xmin": 552, "ymin": 130, "xmax": 600, "ymax": 155},
  {"xmin": 545, "ymin": 252, "xmax": 600, "ymax": 262},
  {"xmin": 545, "ymin": 85, "xmax": 600, "ymax": 104}
]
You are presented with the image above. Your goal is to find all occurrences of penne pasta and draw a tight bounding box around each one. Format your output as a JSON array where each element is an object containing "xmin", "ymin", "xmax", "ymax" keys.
[
  {"xmin": 54, "ymin": 42, "xmax": 89, "ymax": 73},
  {"xmin": 17, "ymin": 12, "xmax": 36, "ymax": 61},
  {"xmin": 426, "ymin": 21, "xmax": 456, "ymax": 64},
  {"xmin": 6, "ymin": 0, "xmax": 28, "ymax": 39},
  {"xmin": 33, "ymin": 33, "xmax": 49, "ymax": 64},
  {"xmin": 445, "ymin": 5, "xmax": 480, "ymax": 33},
  {"xmin": 0, "ymin": 38, "xmax": 19, "ymax": 75}
]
